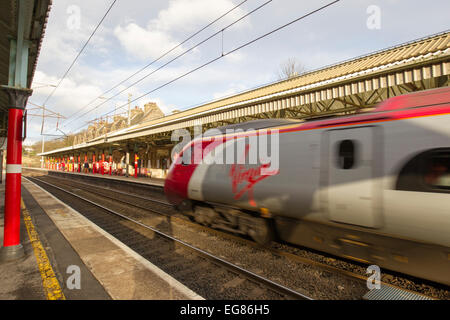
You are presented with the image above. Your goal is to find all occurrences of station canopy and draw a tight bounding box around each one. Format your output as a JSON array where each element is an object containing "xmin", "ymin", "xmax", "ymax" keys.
[
  {"xmin": 40, "ymin": 30, "xmax": 449, "ymax": 157},
  {"xmin": 0, "ymin": 0, "xmax": 52, "ymax": 139}
]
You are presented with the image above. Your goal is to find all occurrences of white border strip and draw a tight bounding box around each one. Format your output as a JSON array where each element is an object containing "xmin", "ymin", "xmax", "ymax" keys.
[{"xmin": 6, "ymin": 164, "xmax": 22, "ymax": 174}]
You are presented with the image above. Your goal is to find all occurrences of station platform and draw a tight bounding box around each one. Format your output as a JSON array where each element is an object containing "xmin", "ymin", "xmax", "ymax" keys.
[
  {"xmin": 0, "ymin": 174, "xmax": 202, "ymax": 300},
  {"xmin": 23, "ymin": 167, "xmax": 165, "ymax": 187}
]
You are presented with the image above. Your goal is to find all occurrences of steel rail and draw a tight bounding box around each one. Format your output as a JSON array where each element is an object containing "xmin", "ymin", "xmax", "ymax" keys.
[
  {"xmin": 43, "ymin": 173, "xmax": 169, "ymax": 206},
  {"xmin": 27, "ymin": 174, "xmax": 442, "ymax": 300},
  {"xmin": 27, "ymin": 176, "xmax": 313, "ymax": 300}
]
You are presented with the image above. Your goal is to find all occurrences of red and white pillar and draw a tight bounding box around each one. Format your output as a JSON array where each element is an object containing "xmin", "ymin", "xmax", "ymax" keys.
[
  {"xmin": 101, "ymin": 153, "xmax": 105, "ymax": 175},
  {"xmin": 4, "ymin": 108, "xmax": 23, "ymax": 248},
  {"xmin": 0, "ymin": 88, "xmax": 31, "ymax": 261},
  {"xmin": 134, "ymin": 154, "xmax": 138, "ymax": 178}
]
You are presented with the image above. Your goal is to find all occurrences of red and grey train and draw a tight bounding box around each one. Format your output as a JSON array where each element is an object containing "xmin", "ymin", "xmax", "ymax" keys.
[{"xmin": 164, "ymin": 87, "xmax": 450, "ymax": 285}]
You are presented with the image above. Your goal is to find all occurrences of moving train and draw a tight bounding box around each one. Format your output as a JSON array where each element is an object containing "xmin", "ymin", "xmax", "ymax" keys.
[{"xmin": 164, "ymin": 87, "xmax": 450, "ymax": 285}]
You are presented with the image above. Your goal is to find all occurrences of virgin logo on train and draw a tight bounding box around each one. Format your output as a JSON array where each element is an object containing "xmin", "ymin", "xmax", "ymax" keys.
[{"xmin": 229, "ymin": 144, "xmax": 279, "ymax": 206}]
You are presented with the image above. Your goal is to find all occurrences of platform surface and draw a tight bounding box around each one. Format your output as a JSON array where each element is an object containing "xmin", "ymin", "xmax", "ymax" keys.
[
  {"xmin": 0, "ymin": 184, "xmax": 47, "ymax": 299},
  {"xmin": 0, "ymin": 174, "xmax": 202, "ymax": 300}
]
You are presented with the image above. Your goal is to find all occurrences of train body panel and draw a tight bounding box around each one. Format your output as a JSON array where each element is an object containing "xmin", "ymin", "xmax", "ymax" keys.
[
  {"xmin": 380, "ymin": 114, "xmax": 450, "ymax": 247},
  {"xmin": 183, "ymin": 113, "xmax": 450, "ymax": 247},
  {"xmin": 164, "ymin": 87, "xmax": 450, "ymax": 285},
  {"xmin": 197, "ymin": 130, "xmax": 320, "ymax": 217}
]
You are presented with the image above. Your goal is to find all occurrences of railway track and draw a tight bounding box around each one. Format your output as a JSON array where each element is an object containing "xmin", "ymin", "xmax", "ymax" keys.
[
  {"xmin": 25, "ymin": 175, "xmax": 312, "ymax": 300},
  {"xmin": 25, "ymin": 173, "xmax": 448, "ymax": 300}
]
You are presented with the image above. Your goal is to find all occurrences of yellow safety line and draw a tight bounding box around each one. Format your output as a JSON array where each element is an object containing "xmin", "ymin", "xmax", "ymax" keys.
[{"xmin": 21, "ymin": 198, "xmax": 66, "ymax": 300}]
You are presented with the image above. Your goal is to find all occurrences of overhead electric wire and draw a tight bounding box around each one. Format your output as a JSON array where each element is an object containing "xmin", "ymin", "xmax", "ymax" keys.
[
  {"xmin": 63, "ymin": 0, "xmax": 272, "ymax": 130},
  {"xmin": 68, "ymin": 0, "xmax": 341, "ymax": 135},
  {"xmin": 41, "ymin": 0, "xmax": 117, "ymax": 106},
  {"xmin": 62, "ymin": 0, "xmax": 249, "ymax": 126}
]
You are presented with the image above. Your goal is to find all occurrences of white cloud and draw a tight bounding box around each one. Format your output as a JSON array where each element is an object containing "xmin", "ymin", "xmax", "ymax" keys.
[
  {"xmin": 154, "ymin": 0, "xmax": 250, "ymax": 33},
  {"xmin": 114, "ymin": 0, "xmax": 250, "ymax": 61},
  {"xmin": 29, "ymin": 70, "xmax": 106, "ymax": 131},
  {"xmin": 36, "ymin": 2, "xmax": 113, "ymax": 77},
  {"xmin": 114, "ymin": 23, "xmax": 181, "ymax": 61}
]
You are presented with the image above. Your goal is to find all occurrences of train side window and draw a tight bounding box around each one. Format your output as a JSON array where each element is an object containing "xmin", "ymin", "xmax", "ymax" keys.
[
  {"xmin": 423, "ymin": 154, "xmax": 450, "ymax": 190},
  {"xmin": 337, "ymin": 140, "xmax": 356, "ymax": 169},
  {"xmin": 396, "ymin": 148, "xmax": 450, "ymax": 193}
]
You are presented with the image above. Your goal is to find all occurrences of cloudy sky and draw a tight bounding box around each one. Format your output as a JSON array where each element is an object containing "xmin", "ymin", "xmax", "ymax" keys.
[{"xmin": 26, "ymin": 0, "xmax": 450, "ymax": 145}]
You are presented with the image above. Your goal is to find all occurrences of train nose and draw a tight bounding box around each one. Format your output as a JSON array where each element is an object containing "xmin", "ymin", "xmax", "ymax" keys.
[{"xmin": 164, "ymin": 164, "xmax": 190, "ymax": 206}]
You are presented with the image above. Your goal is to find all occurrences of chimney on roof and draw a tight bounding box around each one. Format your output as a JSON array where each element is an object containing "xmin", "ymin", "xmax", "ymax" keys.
[
  {"xmin": 142, "ymin": 102, "xmax": 165, "ymax": 121},
  {"xmin": 144, "ymin": 102, "xmax": 157, "ymax": 113},
  {"xmin": 131, "ymin": 107, "xmax": 143, "ymax": 118}
]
